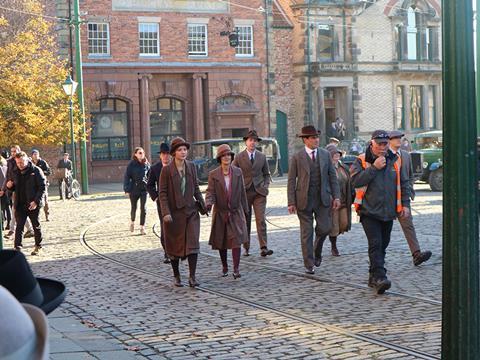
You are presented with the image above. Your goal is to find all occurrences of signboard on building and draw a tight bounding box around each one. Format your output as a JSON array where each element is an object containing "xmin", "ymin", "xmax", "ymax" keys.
[{"xmin": 112, "ymin": 0, "xmax": 229, "ymax": 13}]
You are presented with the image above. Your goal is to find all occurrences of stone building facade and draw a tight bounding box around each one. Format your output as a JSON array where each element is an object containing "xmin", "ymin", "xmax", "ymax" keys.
[
  {"xmin": 53, "ymin": 0, "xmax": 294, "ymax": 182},
  {"xmin": 279, "ymin": 0, "xmax": 442, "ymax": 147}
]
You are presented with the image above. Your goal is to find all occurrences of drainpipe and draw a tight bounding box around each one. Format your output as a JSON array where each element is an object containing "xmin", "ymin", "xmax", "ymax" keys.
[
  {"xmin": 265, "ymin": 0, "xmax": 272, "ymax": 136},
  {"xmin": 307, "ymin": 0, "xmax": 312, "ymax": 125}
]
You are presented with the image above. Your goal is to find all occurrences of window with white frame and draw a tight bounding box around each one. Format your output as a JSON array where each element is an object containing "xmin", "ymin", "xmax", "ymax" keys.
[
  {"xmin": 235, "ymin": 25, "xmax": 253, "ymax": 56},
  {"xmin": 88, "ymin": 23, "xmax": 110, "ymax": 56},
  {"xmin": 139, "ymin": 23, "xmax": 159, "ymax": 56},
  {"xmin": 188, "ymin": 24, "xmax": 207, "ymax": 56}
]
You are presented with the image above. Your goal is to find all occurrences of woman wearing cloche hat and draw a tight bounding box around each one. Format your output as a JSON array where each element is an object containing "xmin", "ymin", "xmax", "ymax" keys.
[
  {"xmin": 159, "ymin": 137, "xmax": 207, "ymax": 288},
  {"xmin": 205, "ymin": 144, "xmax": 249, "ymax": 279}
]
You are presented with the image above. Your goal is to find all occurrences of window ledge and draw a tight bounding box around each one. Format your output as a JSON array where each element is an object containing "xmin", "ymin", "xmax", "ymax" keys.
[
  {"xmin": 188, "ymin": 55, "xmax": 209, "ymax": 59},
  {"xmin": 139, "ymin": 55, "xmax": 162, "ymax": 59},
  {"xmin": 88, "ymin": 55, "xmax": 113, "ymax": 60},
  {"xmin": 235, "ymin": 55, "xmax": 255, "ymax": 59}
]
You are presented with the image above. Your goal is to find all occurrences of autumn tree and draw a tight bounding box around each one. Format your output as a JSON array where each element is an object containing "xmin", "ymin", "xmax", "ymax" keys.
[{"xmin": 0, "ymin": 0, "xmax": 75, "ymax": 148}]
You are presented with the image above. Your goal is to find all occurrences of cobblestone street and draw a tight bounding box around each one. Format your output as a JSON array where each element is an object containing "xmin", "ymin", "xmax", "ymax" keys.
[{"xmin": 17, "ymin": 179, "xmax": 442, "ymax": 359}]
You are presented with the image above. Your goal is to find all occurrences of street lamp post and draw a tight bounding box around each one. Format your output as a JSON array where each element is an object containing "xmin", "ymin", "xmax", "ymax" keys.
[{"xmin": 62, "ymin": 75, "xmax": 78, "ymax": 179}]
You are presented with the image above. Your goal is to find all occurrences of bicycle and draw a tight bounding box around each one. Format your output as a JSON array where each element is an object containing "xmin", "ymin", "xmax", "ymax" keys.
[{"xmin": 56, "ymin": 168, "xmax": 81, "ymax": 201}]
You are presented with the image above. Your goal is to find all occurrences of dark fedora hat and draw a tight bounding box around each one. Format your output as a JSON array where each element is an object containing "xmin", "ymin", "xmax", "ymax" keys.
[
  {"xmin": 297, "ymin": 125, "xmax": 321, "ymax": 138},
  {"xmin": 216, "ymin": 144, "xmax": 235, "ymax": 162},
  {"xmin": 0, "ymin": 250, "xmax": 66, "ymax": 315},
  {"xmin": 170, "ymin": 137, "xmax": 190, "ymax": 155},
  {"xmin": 157, "ymin": 142, "xmax": 170, "ymax": 154},
  {"xmin": 243, "ymin": 130, "xmax": 262, "ymax": 142}
]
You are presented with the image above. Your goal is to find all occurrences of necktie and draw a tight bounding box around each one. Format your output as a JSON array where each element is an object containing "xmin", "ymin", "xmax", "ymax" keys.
[
  {"xmin": 180, "ymin": 170, "xmax": 186, "ymax": 196},
  {"xmin": 311, "ymin": 151, "xmax": 315, "ymax": 162},
  {"xmin": 250, "ymin": 153, "xmax": 254, "ymax": 164}
]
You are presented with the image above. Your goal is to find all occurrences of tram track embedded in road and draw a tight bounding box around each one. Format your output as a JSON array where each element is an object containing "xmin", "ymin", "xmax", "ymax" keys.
[{"xmin": 80, "ymin": 217, "xmax": 440, "ymax": 360}]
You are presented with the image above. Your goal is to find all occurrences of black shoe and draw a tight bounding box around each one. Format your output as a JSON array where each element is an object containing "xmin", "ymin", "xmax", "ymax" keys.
[
  {"xmin": 163, "ymin": 255, "xmax": 171, "ymax": 264},
  {"xmin": 31, "ymin": 246, "xmax": 42, "ymax": 256},
  {"xmin": 305, "ymin": 267, "xmax": 315, "ymax": 275},
  {"xmin": 173, "ymin": 276, "xmax": 183, "ymax": 287},
  {"xmin": 314, "ymin": 257, "xmax": 322, "ymax": 267},
  {"xmin": 222, "ymin": 267, "xmax": 229, "ymax": 277},
  {"xmin": 260, "ymin": 248, "xmax": 273, "ymax": 257},
  {"xmin": 233, "ymin": 272, "xmax": 241, "ymax": 279},
  {"xmin": 189, "ymin": 277, "xmax": 200, "ymax": 288},
  {"xmin": 372, "ymin": 277, "xmax": 391, "ymax": 295},
  {"xmin": 243, "ymin": 249, "xmax": 250, "ymax": 257},
  {"xmin": 368, "ymin": 274, "xmax": 375, "ymax": 288},
  {"xmin": 413, "ymin": 251, "xmax": 432, "ymax": 266}
]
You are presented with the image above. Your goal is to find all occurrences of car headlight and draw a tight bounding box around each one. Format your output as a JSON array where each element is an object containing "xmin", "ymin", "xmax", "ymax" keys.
[{"xmin": 423, "ymin": 162, "xmax": 429, "ymax": 169}]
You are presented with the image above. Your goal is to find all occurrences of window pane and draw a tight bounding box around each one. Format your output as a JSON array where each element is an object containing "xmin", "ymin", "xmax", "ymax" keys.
[
  {"xmin": 139, "ymin": 23, "xmax": 159, "ymax": 55},
  {"xmin": 149, "ymin": 99, "xmax": 157, "ymax": 112},
  {"xmin": 396, "ymin": 86, "xmax": 405, "ymax": 129},
  {"xmin": 235, "ymin": 26, "xmax": 253, "ymax": 56},
  {"xmin": 407, "ymin": 8, "xmax": 418, "ymax": 60},
  {"xmin": 88, "ymin": 23, "xmax": 109, "ymax": 55},
  {"xmin": 172, "ymin": 99, "xmax": 182, "ymax": 110},
  {"xmin": 158, "ymin": 98, "xmax": 171, "ymax": 110},
  {"xmin": 91, "ymin": 138, "xmax": 110, "ymax": 161},
  {"xmin": 318, "ymin": 24, "xmax": 333, "ymax": 61},
  {"xmin": 410, "ymin": 86, "xmax": 423, "ymax": 129},
  {"xmin": 116, "ymin": 99, "xmax": 127, "ymax": 112},
  {"xmin": 100, "ymin": 99, "xmax": 114, "ymax": 111},
  {"xmin": 188, "ymin": 24, "xmax": 207, "ymax": 56}
]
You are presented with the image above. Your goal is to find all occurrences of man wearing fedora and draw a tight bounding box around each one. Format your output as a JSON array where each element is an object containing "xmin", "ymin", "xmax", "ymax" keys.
[
  {"xmin": 232, "ymin": 130, "xmax": 273, "ymax": 257},
  {"xmin": 288, "ymin": 125, "xmax": 341, "ymax": 274},
  {"xmin": 389, "ymin": 130, "xmax": 432, "ymax": 266},
  {"xmin": 147, "ymin": 143, "xmax": 171, "ymax": 264}
]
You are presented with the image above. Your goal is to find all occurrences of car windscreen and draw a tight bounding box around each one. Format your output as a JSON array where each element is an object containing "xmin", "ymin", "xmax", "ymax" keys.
[{"xmin": 415, "ymin": 136, "xmax": 443, "ymax": 149}]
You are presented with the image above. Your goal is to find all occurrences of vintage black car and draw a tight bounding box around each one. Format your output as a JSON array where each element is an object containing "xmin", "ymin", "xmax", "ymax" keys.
[{"xmin": 190, "ymin": 138, "xmax": 280, "ymax": 183}]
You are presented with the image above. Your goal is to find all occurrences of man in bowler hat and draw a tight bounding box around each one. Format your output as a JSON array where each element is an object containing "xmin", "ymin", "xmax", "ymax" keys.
[
  {"xmin": 232, "ymin": 130, "xmax": 273, "ymax": 257},
  {"xmin": 147, "ymin": 143, "xmax": 171, "ymax": 264},
  {"xmin": 288, "ymin": 125, "xmax": 341, "ymax": 274}
]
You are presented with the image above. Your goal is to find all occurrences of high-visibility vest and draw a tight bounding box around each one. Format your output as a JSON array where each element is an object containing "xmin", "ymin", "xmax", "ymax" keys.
[{"xmin": 353, "ymin": 153, "xmax": 403, "ymax": 214}]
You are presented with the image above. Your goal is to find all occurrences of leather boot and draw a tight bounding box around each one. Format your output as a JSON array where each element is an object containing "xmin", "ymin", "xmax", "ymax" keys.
[{"xmin": 330, "ymin": 237, "xmax": 340, "ymax": 256}]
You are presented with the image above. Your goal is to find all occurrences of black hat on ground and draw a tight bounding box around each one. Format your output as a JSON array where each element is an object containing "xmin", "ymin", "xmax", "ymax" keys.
[
  {"xmin": 157, "ymin": 143, "xmax": 170, "ymax": 154},
  {"xmin": 0, "ymin": 250, "xmax": 66, "ymax": 314},
  {"xmin": 243, "ymin": 130, "xmax": 262, "ymax": 142}
]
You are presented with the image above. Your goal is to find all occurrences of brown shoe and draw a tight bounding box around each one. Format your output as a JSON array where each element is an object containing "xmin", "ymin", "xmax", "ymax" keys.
[
  {"xmin": 173, "ymin": 275, "xmax": 183, "ymax": 287},
  {"xmin": 31, "ymin": 246, "xmax": 42, "ymax": 256}
]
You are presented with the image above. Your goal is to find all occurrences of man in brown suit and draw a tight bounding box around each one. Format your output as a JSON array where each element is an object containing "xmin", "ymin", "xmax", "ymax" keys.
[
  {"xmin": 288, "ymin": 126, "xmax": 341, "ymax": 274},
  {"xmin": 232, "ymin": 130, "xmax": 273, "ymax": 257}
]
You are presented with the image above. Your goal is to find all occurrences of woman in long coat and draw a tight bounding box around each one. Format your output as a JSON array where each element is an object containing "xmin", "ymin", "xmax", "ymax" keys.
[
  {"xmin": 326, "ymin": 144, "xmax": 352, "ymax": 256},
  {"xmin": 123, "ymin": 147, "xmax": 150, "ymax": 235},
  {"xmin": 159, "ymin": 137, "xmax": 206, "ymax": 288},
  {"xmin": 206, "ymin": 144, "xmax": 248, "ymax": 279}
]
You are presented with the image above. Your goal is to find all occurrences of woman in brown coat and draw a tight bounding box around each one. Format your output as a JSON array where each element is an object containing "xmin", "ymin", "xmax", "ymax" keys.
[
  {"xmin": 206, "ymin": 144, "xmax": 248, "ymax": 279},
  {"xmin": 326, "ymin": 144, "xmax": 353, "ymax": 256},
  {"xmin": 159, "ymin": 137, "xmax": 206, "ymax": 288}
]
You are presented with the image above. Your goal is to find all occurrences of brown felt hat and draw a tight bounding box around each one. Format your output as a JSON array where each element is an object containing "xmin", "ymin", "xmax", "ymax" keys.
[
  {"xmin": 216, "ymin": 144, "xmax": 235, "ymax": 162},
  {"xmin": 243, "ymin": 130, "xmax": 262, "ymax": 142},
  {"xmin": 297, "ymin": 125, "xmax": 321, "ymax": 138},
  {"xmin": 170, "ymin": 137, "xmax": 190, "ymax": 155}
]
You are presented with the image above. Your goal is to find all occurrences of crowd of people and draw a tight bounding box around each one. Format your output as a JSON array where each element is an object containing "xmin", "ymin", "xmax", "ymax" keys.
[
  {"xmin": 122, "ymin": 126, "xmax": 431, "ymax": 294},
  {"xmin": 0, "ymin": 146, "xmax": 77, "ymax": 255}
]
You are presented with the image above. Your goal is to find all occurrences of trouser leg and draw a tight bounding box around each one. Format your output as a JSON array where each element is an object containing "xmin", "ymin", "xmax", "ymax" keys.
[
  {"xmin": 244, "ymin": 187, "xmax": 256, "ymax": 251},
  {"xmin": 156, "ymin": 200, "xmax": 166, "ymax": 251},
  {"xmin": 398, "ymin": 207, "xmax": 421, "ymax": 255},
  {"xmin": 14, "ymin": 206, "xmax": 28, "ymax": 248},
  {"xmin": 139, "ymin": 193, "xmax": 147, "ymax": 226},
  {"xmin": 252, "ymin": 194, "xmax": 268, "ymax": 249},
  {"xmin": 297, "ymin": 209, "xmax": 314, "ymax": 269},
  {"xmin": 361, "ymin": 216, "xmax": 388, "ymax": 278},
  {"xmin": 129, "ymin": 193, "xmax": 139, "ymax": 222},
  {"xmin": 313, "ymin": 206, "xmax": 332, "ymax": 260},
  {"xmin": 28, "ymin": 208, "xmax": 42, "ymax": 247}
]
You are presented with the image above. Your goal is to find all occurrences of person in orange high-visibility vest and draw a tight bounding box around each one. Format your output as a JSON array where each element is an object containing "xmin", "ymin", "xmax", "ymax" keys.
[{"xmin": 351, "ymin": 130, "xmax": 411, "ymax": 295}]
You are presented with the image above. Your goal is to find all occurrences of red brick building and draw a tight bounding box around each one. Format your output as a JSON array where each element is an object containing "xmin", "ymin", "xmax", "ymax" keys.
[{"xmin": 52, "ymin": 0, "xmax": 294, "ymax": 182}]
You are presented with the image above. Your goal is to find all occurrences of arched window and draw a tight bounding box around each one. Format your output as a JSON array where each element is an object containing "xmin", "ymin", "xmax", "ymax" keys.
[
  {"xmin": 90, "ymin": 98, "xmax": 129, "ymax": 160},
  {"xmin": 406, "ymin": 7, "xmax": 418, "ymax": 60},
  {"xmin": 149, "ymin": 97, "xmax": 184, "ymax": 156}
]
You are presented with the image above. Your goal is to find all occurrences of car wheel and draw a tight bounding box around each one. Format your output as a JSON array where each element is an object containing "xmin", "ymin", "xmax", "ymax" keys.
[{"xmin": 429, "ymin": 168, "xmax": 443, "ymax": 192}]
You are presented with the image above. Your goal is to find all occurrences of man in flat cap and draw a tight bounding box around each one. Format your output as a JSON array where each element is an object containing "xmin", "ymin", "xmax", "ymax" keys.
[
  {"xmin": 351, "ymin": 130, "xmax": 411, "ymax": 294},
  {"xmin": 147, "ymin": 143, "xmax": 172, "ymax": 264},
  {"xmin": 389, "ymin": 130, "xmax": 431, "ymax": 266},
  {"xmin": 288, "ymin": 125, "xmax": 340, "ymax": 274},
  {"xmin": 233, "ymin": 130, "xmax": 273, "ymax": 257}
]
